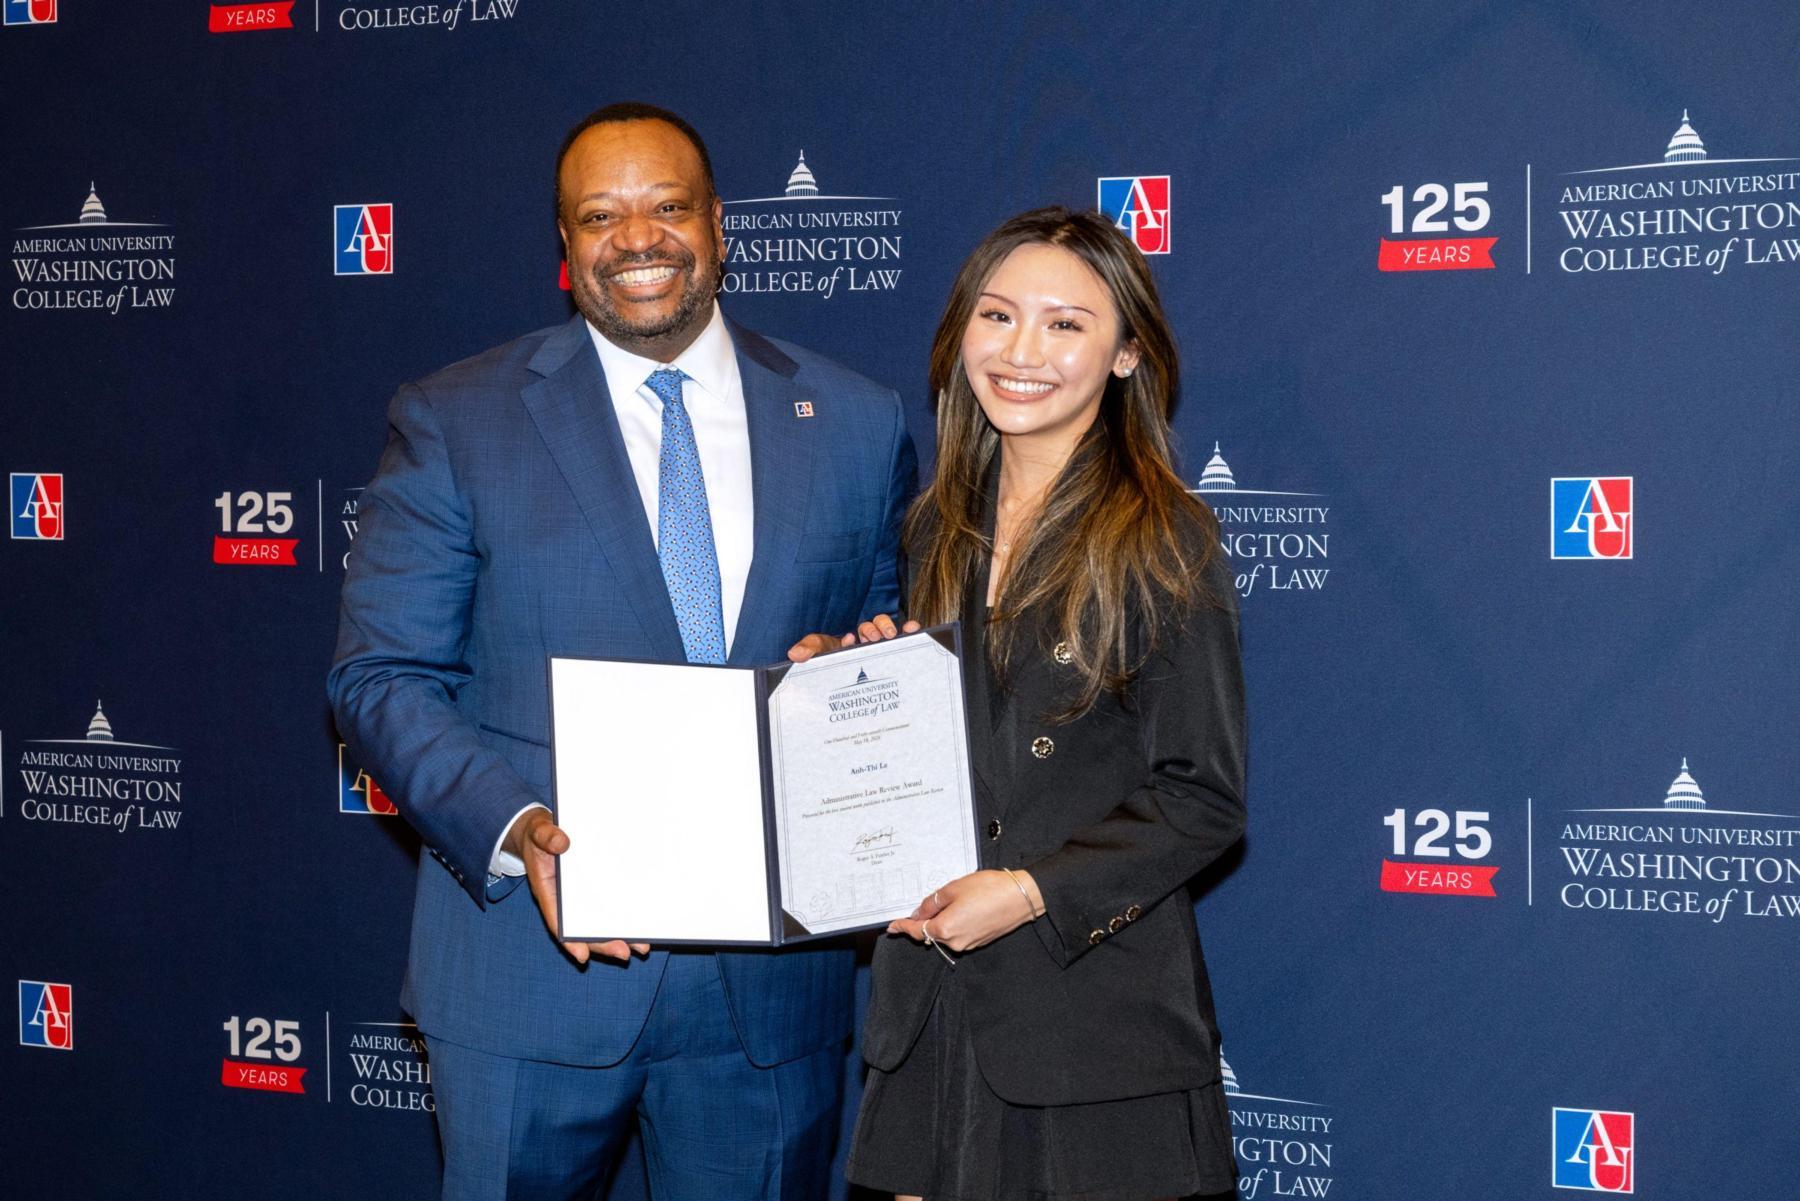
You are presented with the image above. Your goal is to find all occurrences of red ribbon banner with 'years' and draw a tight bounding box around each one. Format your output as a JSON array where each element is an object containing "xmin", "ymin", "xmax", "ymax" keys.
[
  {"xmin": 208, "ymin": 2, "xmax": 295, "ymax": 32},
  {"xmin": 1378, "ymin": 237, "xmax": 1498, "ymax": 272},
  {"xmin": 221, "ymin": 1060, "xmax": 307, "ymax": 1094},
  {"xmin": 1380, "ymin": 859, "xmax": 1499, "ymax": 897},
  {"xmin": 213, "ymin": 537, "xmax": 300, "ymax": 565}
]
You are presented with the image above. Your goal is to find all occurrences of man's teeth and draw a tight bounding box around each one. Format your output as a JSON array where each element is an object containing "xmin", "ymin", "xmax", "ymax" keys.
[
  {"xmin": 994, "ymin": 378, "xmax": 1053, "ymax": 395},
  {"xmin": 613, "ymin": 266, "xmax": 679, "ymax": 285}
]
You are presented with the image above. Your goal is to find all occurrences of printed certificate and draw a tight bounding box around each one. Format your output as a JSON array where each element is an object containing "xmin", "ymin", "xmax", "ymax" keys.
[
  {"xmin": 549, "ymin": 626, "xmax": 978, "ymax": 945},
  {"xmin": 765, "ymin": 631, "xmax": 976, "ymax": 937}
]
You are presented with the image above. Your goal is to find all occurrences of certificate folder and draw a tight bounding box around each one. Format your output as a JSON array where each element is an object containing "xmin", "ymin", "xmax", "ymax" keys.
[{"xmin": 549, "ymin": 624, "xmax": 979, "ymax": 946}]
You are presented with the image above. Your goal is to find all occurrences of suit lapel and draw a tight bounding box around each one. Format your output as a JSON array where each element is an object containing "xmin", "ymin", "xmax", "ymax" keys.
[
  {"xmin": 726, "ymin": 322, "xmax": 817, "ymax": 666},
  {"xmin": 520, "ymin": 316, "xmax": 685, "ymax": 658}
]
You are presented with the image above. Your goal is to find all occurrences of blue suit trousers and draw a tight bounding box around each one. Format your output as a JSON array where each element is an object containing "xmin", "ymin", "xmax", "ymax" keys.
[{"xmin": 427, "ymin": 953, "xmax": 841, "ymax": 1201}]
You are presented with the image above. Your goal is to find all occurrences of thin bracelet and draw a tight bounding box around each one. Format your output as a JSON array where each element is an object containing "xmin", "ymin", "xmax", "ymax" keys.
[
  {"xmin": 921, "ymin": 920, "xmax": 958, "ymax": 967},
  {"xmin": 1002, "ymin": 868, "xmax": 1042, "ymax": 920}
]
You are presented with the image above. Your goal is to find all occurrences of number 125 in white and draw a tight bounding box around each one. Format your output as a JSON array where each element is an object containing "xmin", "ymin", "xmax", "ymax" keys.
[
  {"xmin": 1381, "ymin": 183, "xmax": 1490, "ymax": 233},
  {"xmin": 1383, "ymin": 808, "xmax": 1491, "ymax": 859}
]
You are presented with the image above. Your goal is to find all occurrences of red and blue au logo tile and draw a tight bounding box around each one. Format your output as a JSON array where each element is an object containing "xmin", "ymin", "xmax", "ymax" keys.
[
  {"xmin": 10, "ymin": 473, "xmax": 63, "ymax": 540},
  {"xmin": 338, "ymin": 743, "xmax": 396, "ymax": 815},
  {"xmin": 1551, "ymin": 476, "xmax": 1632, "ymax": 559},
  {"xmin": 334, "ymin": 203, "xmax": 393, "ymax": 275},
  {"xmin": 1097, "ymin": 176, "xmax": 1171, "ymax": 254},
  {"xmin": 3, "ymin": 0, "xmax": 57, "ymax": 25},
  {"xmin": 1553, "ymin": 1108, "xmax": 1634, "ymax": 1192},
  {"xmin": 19, "ymin": 981, "xmax": 73, "ymax": 1049}
]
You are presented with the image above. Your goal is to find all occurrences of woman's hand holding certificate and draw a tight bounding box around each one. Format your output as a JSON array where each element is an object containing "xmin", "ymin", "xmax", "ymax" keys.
[
  {"xmin": 787, "ymin": 613, "xmax": 921, "ymax": 663},
  {"xmin": 788, "ymin": 615, "xmax": 1045, "ymax": 957},
  {"xmin": 886, "ymin": 868, "xmax": 1045, "ymax": 954}
]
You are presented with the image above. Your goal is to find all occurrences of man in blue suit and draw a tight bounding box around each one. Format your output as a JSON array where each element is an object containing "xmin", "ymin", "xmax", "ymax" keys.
[{"xmin": 328, "ymin": 102, "xmax": 916, "ymax": 1201}]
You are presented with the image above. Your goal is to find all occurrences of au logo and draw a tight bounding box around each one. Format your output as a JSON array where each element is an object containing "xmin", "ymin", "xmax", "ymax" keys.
[
  {"xmin": 1551, "ymin": 477, "xmax": 1632, "ymax": 560},
  {"xmin": 1097, "ymin": 176, "xmax": 1171, "ymax": 255},
  {"xmin": 10, "ymin": 473, "xmax": 63, "ymax": 540},
  {"xmin": 338, "ymin": 744, "xmax": 397, "ymax": 815},
  {"xmin": 18, "ymin": 981, "xmax": 72, "ymax": 1050},
  {"xmin": 1553, "ymin": 1108, "xmax": 1634, "ymax": 1192},
  {"xmin": 334, "ymin": 204, "xmax": 394, "ymax": 276},
  {"xmin": 3, "ymin": 0, "xmax": 57, "ymax": 25}
]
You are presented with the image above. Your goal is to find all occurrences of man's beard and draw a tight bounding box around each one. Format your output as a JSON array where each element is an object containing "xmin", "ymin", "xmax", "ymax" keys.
[{"xmin": 570, "ymin": 245, "xmax": 722, "ymax": 347}]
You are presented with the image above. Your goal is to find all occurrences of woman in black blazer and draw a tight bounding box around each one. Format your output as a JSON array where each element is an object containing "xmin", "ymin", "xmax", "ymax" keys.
[{"xmin": 794, "ymin": 207, "xmax": 1246, "ymax": 1201}]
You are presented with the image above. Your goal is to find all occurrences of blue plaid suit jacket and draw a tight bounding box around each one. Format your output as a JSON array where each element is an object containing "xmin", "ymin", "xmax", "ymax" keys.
[{"xmin": 329, "ymin": 314, "xmax": 916, "ymax": 1066}]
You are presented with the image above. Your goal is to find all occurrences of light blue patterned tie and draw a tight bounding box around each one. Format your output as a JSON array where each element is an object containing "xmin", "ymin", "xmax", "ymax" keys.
[{"xmin": 647, "ymin": 367, "xmax": 727, "ymax": 665}]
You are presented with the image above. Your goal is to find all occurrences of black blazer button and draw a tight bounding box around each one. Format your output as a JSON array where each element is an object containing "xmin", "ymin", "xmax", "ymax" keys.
[
  {"xmin": 1088, "ymin": 928, "xmax": 1105, "ymax": 946},
  {"xmin": 1124, "ymin": 904, "xmax": 1142, "ymax": 922},
  {"xmin": 986, "ymin": 818, "xmax": 1003, "ymax": 840},
  {"xmin": 1052, "ymin": 640, "xmax": 1073, "ymax": 665},
  {"xmin": 1031, "ymin": 735, "xmax": 1055, "ymax": 759},
  {"xmin": 1108, "ymin": 916, "xmax": 1125, "ymax": 934}
]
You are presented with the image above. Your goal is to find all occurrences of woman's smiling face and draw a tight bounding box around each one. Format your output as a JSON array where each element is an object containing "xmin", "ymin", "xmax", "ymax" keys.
[{"xmin": 960, "ymin": 242, "xmax": 1139, "ymax": 451}]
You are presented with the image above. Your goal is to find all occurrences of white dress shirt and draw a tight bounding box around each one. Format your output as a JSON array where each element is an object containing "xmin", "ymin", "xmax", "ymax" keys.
[{"xmin": 491, "ymin": 303, "xmax": 755, "ymax": 878}]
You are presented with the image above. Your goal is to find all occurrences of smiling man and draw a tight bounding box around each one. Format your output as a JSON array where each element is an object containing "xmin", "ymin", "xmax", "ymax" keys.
[{"xmin": 328, "ymin": 102, "xmax": 916, "ymax": 1201}]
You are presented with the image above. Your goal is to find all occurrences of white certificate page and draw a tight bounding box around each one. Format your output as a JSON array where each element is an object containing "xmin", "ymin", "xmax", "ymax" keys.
[
  {"xmin": 764, "ymin": 631, "xmax": 978, "ymax": 935},
  {"xmin": 550, "ymin": 658, "xmax": 772, "ymax": 944}
]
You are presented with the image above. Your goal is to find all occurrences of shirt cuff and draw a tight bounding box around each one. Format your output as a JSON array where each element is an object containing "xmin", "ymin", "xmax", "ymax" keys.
[{"xmin": 489, "ymin": 803, "xmax": 549, "ymax": 877}]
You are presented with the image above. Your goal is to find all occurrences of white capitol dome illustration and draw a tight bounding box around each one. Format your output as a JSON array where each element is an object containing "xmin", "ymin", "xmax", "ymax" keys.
[
  {"xmin": 86, "ymin": 700, "xmax": 115, "ymax": 742},
  {"xmin": 80, "ymin": 182, "xmax": 108, "ymax": 224},
  {"xmin": 1662, "ymin": 758, "xmax": 1707, "ymax": 809},
  {"xmin": 1196, "ymin": 442, "xmax": 1237, "ymax": 492},
  {"xmin": 1219, "ymin": 1054, "xmax": 1240, "ymax": 1094},
  {"xmin": 1665, "ymin": 110, "xmax": 1707, "ymax": 163},
  {"xmin": 785, "ymin": 151, "xmax": 819, "ymax": 197}
]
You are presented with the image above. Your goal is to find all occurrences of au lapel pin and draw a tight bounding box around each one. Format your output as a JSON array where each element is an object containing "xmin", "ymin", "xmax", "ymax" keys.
[{"xmin": 793, "ymin": 401, "xmax": 815, "ymax": 418}]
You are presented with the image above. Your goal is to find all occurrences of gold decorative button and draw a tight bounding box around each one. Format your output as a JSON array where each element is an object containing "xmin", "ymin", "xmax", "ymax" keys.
[
  {"xmin": 1088, "ymin": 929, "xmax": 1105, "ymax": 946},
  {"xmin": 1031, "ymin": 736, "xmax": 1055, "ymax": 759},
  {"xmin": 1108, "ymin": 916, "xmax": 1125, "ymax": 934},
  {"xmin": 986, "ymin": 819, "xmax": 1003, "ymax": 840},
  {"xmin": 1052, "ymin": 640, "xmax": 1073, "ymax": 665},
  {"xmin": 1124, "ymin": 904, "xmax": 1141, "ymax": 922}
]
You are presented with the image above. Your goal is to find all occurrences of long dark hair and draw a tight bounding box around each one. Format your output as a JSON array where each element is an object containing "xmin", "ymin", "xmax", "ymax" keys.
[{"xmin": 903, "ymin": 207, "xmax": 1219, "ymax": 719}]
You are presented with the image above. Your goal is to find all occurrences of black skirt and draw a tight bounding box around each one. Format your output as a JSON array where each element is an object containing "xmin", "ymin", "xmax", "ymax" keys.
[{"xmin": 846, "ymin": 973, "xmax": 1237, "ymax": 1201}]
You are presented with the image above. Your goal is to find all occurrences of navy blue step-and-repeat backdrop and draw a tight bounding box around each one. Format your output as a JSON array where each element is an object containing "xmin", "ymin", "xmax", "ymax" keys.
[{"xmin": 5, "ymin": 2, "xmax": 1797, "ymax": 1198}]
